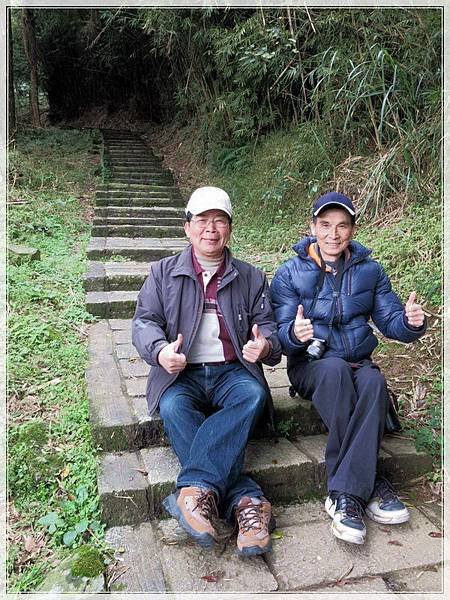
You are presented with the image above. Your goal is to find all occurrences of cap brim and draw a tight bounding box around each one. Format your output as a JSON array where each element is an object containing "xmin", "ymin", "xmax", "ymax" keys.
[{"xmin": 313, "ymin": 201, "xmax": 355, "ymax": 217}]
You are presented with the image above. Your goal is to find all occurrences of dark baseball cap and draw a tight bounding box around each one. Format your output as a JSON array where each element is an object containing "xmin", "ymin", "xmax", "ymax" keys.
[{"xmin": 312, "ymin": 192, "xmax": 356, "ymax": 218}]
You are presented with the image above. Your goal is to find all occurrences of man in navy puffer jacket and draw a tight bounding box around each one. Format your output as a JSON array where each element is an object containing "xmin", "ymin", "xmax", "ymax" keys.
[{"xmin": 270, "ymin": 192, "xmax": 426, "ymax": 545}]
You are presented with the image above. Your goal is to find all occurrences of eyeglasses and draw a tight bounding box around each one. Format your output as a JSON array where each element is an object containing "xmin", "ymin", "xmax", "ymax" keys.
[{"xmin": 190, "ymin": 216, "xmax": 230, "ymax": 229}]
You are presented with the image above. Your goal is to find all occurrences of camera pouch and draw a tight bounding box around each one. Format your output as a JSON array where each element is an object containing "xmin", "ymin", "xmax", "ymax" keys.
[{"xmin": 385, "ymin": 386, "xmax": 402, "ymax": 433}]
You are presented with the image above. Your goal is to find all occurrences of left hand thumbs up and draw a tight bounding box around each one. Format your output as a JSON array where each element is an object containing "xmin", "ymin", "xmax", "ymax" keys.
[{"xmin": 405, "ymin": 290, "xmax": 425, "ymax": 328}]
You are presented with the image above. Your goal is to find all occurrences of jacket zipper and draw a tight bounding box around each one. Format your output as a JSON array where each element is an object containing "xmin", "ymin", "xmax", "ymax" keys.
[{"xmin": 261, "ymin": 293, "xmax": 266, "ymax": 310}]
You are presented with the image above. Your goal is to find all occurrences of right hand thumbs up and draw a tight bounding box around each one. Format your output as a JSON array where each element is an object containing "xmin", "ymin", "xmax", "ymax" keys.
[
  {"xmin": 158, "ymin": 333, "xmax": 187, "ymax": 374},
  {"xmin": 293, "ymin": 304, "xmax": 314, "ymax": 343}
]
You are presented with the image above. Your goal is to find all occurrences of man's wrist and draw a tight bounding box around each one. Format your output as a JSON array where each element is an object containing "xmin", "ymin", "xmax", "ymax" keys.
[
  {"xmin": 156, "ymin": 342, "xmax": 169, "ymax": 365},
  {"xmin": 260, "ymin": 338, "xmax": 272, "ymax": 359}
]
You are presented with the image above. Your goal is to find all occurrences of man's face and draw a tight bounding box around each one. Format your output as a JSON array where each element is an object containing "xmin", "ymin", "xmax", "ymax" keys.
[
  {"xmin": 310, "ymin": 208, "xmax": 355, "ymax": 262},
  {"xmin": 184, "ymin": 209, "xmax": 231, "ymax": 260}
]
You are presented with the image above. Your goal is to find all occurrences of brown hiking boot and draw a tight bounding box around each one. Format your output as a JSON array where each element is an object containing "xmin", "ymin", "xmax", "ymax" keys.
[
  {"xmin": 162, "ymin": 486, "xmax": 219, "ymax": 549},
  {"xmin": 235, "ymin": 496, "xmax": 274, "ymax": 556}
]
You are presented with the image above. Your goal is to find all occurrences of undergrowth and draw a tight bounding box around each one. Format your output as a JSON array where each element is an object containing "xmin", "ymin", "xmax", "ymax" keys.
[{"xmin": 7, "ymin": 128, "xmax": 105, "ymax": 592}]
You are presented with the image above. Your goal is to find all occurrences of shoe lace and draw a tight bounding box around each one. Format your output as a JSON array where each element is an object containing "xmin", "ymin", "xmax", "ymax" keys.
[
  {"xmin": 236, "ymin": 502, "xmax": 268, "ymax": 533},
  {"xmin": 193, "ymin": 490, "xmax": 219, "ymax": 520},
  {"xmin": 337, "ymin": 493, "xmax": 364, "ymax": 520},
  {"xmin": 374, "ymin": 476, "xmax": 397, "ymax": 502}
]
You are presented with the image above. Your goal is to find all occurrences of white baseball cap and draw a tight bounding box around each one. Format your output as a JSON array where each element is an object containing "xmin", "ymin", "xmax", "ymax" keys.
[{"xmin": 185, "ymin": 186, "xmax": 233, "ymax": 220}]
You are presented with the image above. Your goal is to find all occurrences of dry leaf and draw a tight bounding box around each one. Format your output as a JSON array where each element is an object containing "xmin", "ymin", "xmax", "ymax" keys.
[
  {"xmin": 201, "ymin": 575, "xmax": 218, "ymax": 583},
  {"xmin": 60, "ymin": 465, "xmax": 70, "ymax": 479},
  {"xmin": 131, "ymin": 468, "xmax": 148, "ymax": 476},
  {"xmin": 24, "ymin": 536, "xmax": 36, "ymax": 553},
  {"xmin": 428, "ymin": 531, "xmax": 443, "ymax": 538},
  {"xmin": 336, "ymin": 562, "xmax": 354, "ymax": 584},
  {"xmin": 388, "ymin": 540, "xmax": 403, "ymax": 546},
  {"xmin": 201, "ymin": 570, "xmax": 224, "ymax": 583}
]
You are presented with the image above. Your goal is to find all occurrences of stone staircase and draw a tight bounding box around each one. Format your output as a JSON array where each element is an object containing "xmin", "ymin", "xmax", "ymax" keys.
[{"xmin": 84, "ymin": 130, "xmax": 442, "ymax": 593}]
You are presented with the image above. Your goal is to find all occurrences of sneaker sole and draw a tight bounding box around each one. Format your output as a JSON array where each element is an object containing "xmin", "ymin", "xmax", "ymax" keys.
[
  {"xmin": 162, "ymin": 493, "xmax": 216, "ymax": 549},
  {"xmin": 237, "ymin": 540, "xmax": 273, "ymax": 557},
  {"xmin": 331, "ymin": 520, "xmax": 366, "ymax": 545},
  {"xmin": 365, "ymin": 507, "xmax": 410, "ymax": 525},
  {"xmin": 236, "ymin": 514, "xmax": 276, "ymax": 557}
]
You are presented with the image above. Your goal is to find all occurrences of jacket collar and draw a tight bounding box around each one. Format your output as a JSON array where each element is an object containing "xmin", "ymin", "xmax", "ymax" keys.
[
  {"xmin": 293, "ymin": 236, "xmax": 372, "ymax": 264},
  {"xmin": 171, "ymin": 245, "xmax": 236, "ymax": 279}
]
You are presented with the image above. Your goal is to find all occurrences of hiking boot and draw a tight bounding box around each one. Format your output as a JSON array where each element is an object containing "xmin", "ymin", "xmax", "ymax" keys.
[
  {"xmin": 325, "ymin": 492, "xmax": 366, "ymax": 545},
  {"xmin": 235, "ymin": 496, "xmax": 274, "ymax": 556},
  {"xmin": 162, "ymin": 486, "xmax": 219, "ymax": 549},
  {"xmin": 366, "ymin": 476, "xmax": 410, "ymax": 524}
]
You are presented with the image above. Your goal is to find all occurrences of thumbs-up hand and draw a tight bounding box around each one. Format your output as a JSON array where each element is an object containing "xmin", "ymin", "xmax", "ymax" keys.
[
  {"xmin": 293, "ymin": 304, "xmax": 314, "ymax": 343},
  {"xmin": 158, "ymin": 333, "xmax": 187, "ymax": 374},
  {"xmin": 405, "ymin": 291, "xmax": 425, "ymax": 328},
  {"xmin": 242, "ymin": 324, "xmax": 270, "ymax": 363}
]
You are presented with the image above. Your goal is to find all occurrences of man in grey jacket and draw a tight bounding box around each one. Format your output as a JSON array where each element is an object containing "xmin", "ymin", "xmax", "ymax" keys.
[{"xmin": 132, "ymin": 186, "xmax": 281, "ymax": 556}]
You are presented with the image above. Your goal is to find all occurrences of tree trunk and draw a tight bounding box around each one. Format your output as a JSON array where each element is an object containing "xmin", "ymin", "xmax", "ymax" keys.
[
  {"xmin": 22, "ymin": 9, "xmax": 40, "ymax": 127},
  {"xmin": 8, "ymin": 10, "xmax": 17, "ymax": 140}
]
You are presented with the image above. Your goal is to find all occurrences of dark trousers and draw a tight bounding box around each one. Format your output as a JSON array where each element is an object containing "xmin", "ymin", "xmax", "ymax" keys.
[{"xmin": 290, "ymin": 357, "xmax": 389, "ymax": 501}]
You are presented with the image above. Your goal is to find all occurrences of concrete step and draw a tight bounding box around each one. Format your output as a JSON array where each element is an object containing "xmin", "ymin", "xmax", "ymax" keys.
[
  {"xmin": 96, "ymin": 189, "xmax": 180, "ymax": 199},
  {"xmin": 84, "ymin": 261, "xmax": 151, "ymax": 292},
  {"xmin": 108, "ymin": 177, "xmax": 174, "ymax": 186},
  {"xmin": 95, "ymin": 197, "xmax": 185, "ymax": 208},
  {"xmin": 86, "ymin": 290, "xmax": 139, "ymax": 318},
  {"xmin": 103, "ymin": 501, "xmax": 442, "ymax": 593},
  {"xmin": 109, "ymin": 161, "xmax": 172, "ymax": 172},
  {"xmin": 93, "ymin": 216, "xmax": 183, "ymax": 226},
  {"xmin": 86, "ymin": 237, "xmax": 187, "ymax": 262},
  {"xmin": 91, "ymin": 224, "xmax": 185, "ymax": 238},
  {"xmin": 104, "ymin": 150, "xmax": 156, "ymax": 157},
  {"xmin": 86, "ymin": 320, "xmax": 325, "ymax": 450},
  {"xmin": 106, "ymin": 160, "xmax": 163, "ymax": 167},
  {"xmin": 97, "ymin": 184, "xmax": 181, "ymax": 195},
  {"xmin": 98, "ymin": 433, "xmax": 432, "ymax": 528},
  {"xmin": 94, "ymin": 206, "xmax": 184, "ymax": 218}
]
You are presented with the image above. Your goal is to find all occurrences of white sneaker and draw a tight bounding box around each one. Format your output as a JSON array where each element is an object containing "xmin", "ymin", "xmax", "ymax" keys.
[
  {"xmin": 366, "ymin": 477, "xmax": 410, "ymax": 525},
  {"xmin": 325, "ymin": 492, "xmax": 366, "ymax": 545}
]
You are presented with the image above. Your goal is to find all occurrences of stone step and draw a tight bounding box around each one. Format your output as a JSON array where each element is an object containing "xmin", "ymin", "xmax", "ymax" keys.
[
  {"xmin": 106, "ymin": 160, "xmax": 163, "ymax": 167},
  {"xmin": 93, "ymin": 216, "xmax": 183, "ymax": 226},
  {"xmin": 94, "ymin": 206, "xmax": 184, "ymax": 218},
  {"xmin": 86, "ymin": 290, "xmax": 139, "ymax": 318},
  {"xmin": 104, "ymin": 141, "xmax": 147, "ymax": 147},
  {"xmin": 107, "ymin": 177, "xmax": 174, "ymax": 185},
  {"xmin": 96, "ymin": 189, "xmax": 179, "ymax": 199},
  {"xmin": 86, "ymin": 237, "xmax": 188, "ymax": 262},
  {"xmin": 104, "ymin": 150, "xmax": 156, "ymax": 158},
  {"xmin": 109, "ymin": 166, "xmax": 169, "ymax": 174},
  {"xmin": 84, "ymin": 261, "xmax": 151, "ymax": 291},
  {"xmin": 98, "ymin": 433, "xmax": 432, "ymax": 528},
  {"xmin": 97, "ymin": 184, "xmax": 181, "ymax": 195},
  {"xmin": 95, "ymin": 197, "xmax": 185, "ymax": 208},
  {"xmin": 87, "ymin": 320, "xmax": 325, "ymax": 450},
  {"xmin": 91, "ymin": 224, "xmax": 185, "ymax": 238},
  {"xmin": 103, "ymin": 500, "xmax": 442, "ymax": 593}
]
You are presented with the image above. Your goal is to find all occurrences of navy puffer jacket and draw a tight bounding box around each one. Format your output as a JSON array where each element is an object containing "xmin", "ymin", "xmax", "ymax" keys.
[{"xmin": 270, "ymin": 237, "xmax": 426, "ymax": 365}]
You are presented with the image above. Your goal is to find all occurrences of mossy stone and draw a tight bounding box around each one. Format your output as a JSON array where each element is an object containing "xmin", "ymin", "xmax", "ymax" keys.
[{"xmin": 70, "ymin": 545, "xmax": 106, "ymax": 579}]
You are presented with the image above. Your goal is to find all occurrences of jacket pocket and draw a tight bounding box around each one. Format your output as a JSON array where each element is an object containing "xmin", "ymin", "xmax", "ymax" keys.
[{"xmin": 237, "ymin": 306, "xmax": 251, "ymax": 342}]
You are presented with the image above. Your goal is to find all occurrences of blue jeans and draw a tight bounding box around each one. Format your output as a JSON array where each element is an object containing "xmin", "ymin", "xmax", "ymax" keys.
[{"xmin": 159, "ymin": 362, "xmax": 266, "ymax": 520}]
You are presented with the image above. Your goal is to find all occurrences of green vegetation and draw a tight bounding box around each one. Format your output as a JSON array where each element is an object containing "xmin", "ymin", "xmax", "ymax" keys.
[{"xmin": 7, "ymin": 128, "xmax": 104, "ymax": 592}]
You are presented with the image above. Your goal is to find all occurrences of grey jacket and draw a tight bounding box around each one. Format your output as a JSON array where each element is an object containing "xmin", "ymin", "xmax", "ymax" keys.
[{"xmin": 132, "ymin": 245, "xmax": 282, "ymax": 419}]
